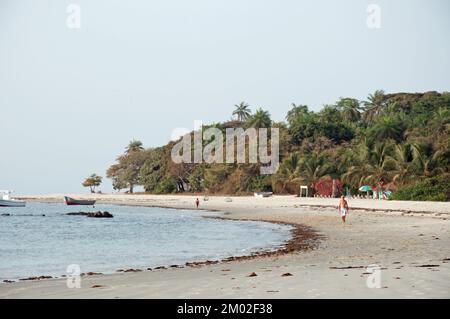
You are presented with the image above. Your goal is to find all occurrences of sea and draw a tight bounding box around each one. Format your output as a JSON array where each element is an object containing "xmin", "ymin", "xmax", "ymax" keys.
[{"xmin": 0, "ymin": 202, "xmax": 292, "ymax": 280}]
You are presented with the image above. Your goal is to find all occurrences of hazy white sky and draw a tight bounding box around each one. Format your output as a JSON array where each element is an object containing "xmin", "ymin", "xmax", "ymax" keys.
[{"xmin": 1, "ymin": 0, "xmax": 449, "ymax": 194}]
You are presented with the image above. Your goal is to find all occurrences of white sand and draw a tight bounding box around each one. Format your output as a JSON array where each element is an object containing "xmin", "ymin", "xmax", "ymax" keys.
[{"xmin": 1, "ymin": 194, "xmax": 449, "ymax": 299}]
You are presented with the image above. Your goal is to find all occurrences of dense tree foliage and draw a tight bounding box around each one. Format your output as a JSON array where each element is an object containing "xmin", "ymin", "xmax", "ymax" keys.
[
  {"xmin": 106, "ymin": 92, "xmax": 450, "ymax": 201},
  {"xmin": 391, "ymin": 176, "xmax": 450, "ymax": 201},
  {"xmin": 82, "ymin": 174, "xmax": 102, "ymax": 193},
  {"xmin": 107, "ymin": 140, "xmax": 149, "ymax": 193}
]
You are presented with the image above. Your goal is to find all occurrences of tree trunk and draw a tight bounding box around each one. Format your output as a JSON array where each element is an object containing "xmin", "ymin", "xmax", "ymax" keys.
[
  {"xmin": 375, "ymin": 183, "xmax": 382, "ymax": 199},
  {"xmin": 310, "ymin": 183, "xmax": 315, "ymax": 197},
  {"xmin": 331, "ymin": 179, "xmax": 336, "ymax": 198},
  {"xmin": 129, "ymin": 184, "xmax": 134, "ymax": 194},
  {"xmin": 178, "ymin": 180, "xmax": 185, "ymax": 192}
]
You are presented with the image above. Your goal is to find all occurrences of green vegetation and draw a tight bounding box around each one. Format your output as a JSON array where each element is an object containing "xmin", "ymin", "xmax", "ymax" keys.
[
  {"xmin": 391, "ymin": 176, "xmax": 450, "ymax": 201},
  {"xmin": 233, "ymin": 102, "xmax": 252, "ymax": 122},
  {"xmin": 82, "ymin": 174, "xmax": 102, "ymax": 193},
  {"xmin": 106, "ymin": 140, "xmax": 151, "ymax": 193},
  {"xmin": 106, "ymin": 91, "xmax": 450, "ymax": 200}
]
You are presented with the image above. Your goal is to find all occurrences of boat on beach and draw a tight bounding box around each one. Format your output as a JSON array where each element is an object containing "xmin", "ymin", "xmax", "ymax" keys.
[
  {"xmin": 254, "ymin": 192, "xmax": 273, "ymax": 198},
  {"xmin": 64, "ymin": 196, "xmax": 96, "ymax": 206},
  {"xmin": 0, "ymin": 190, "xmax": 26, "ymax": 207}
]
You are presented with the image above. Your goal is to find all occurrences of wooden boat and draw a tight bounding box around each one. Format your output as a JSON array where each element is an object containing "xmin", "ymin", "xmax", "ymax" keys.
[
  {"xmin": 64, "ymin": 196, "xmax": 96, "ymax": 206},
  {"xmin": 254, "ymin": 192, "xmax": 273, "ymax": 198},
  {"xmin": 0, "ymin": 190, "xmax": 26, "ymax": 207}
]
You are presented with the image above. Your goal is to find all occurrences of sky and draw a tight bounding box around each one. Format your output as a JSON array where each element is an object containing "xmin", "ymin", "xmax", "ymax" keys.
[{"xmin": 0, "ymin": 0, "xmax": 449, "ymax": 195}]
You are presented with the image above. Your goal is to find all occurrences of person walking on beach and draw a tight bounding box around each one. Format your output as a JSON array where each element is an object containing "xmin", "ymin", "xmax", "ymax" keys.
[
  {"xmin": 338, "ymin": 195, "xmax": 349, "ymax": 223},
  {"xmin": 195, "ymin": 198, "xmax": 200, "ymax": 209}
]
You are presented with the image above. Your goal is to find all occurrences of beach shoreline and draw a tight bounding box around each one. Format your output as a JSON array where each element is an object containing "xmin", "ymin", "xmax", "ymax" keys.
[
  {"xmin": 1, "ymin": 194, "xmax": 449, "ymax": 298},
  {"xmin": 17, "ymin": 193, "xmax": 450, "ymax": 215},
  {"xmin": 2, "ymin": 213, "xmax": 321, "ymax": 283}
]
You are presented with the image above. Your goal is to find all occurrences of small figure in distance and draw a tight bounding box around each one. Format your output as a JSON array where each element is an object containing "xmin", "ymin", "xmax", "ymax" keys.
[{"xmin": 338, "ymin": 195, "xmax": 349, "ymax": 224}]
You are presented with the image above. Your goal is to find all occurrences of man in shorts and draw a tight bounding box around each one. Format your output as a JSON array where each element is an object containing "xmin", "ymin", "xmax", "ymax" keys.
[{"xmin": 338, "ymin": 195, "xmax": 349, "ymax": 223}]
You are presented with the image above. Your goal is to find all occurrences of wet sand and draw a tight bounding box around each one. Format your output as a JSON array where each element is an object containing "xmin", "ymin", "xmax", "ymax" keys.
[{"xmin": 1, "ymin": 194, "xmax": 449, "ymax": 298}]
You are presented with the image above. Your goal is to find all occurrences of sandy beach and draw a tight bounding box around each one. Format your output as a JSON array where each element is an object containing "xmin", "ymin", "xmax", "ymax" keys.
[{"xmin": 1, "ymin": 194, "xmax": 449, "ymax": 299}]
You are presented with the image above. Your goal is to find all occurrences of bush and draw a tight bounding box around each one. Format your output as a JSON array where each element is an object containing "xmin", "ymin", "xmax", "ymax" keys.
[
  {"xmin": 244, "ymin": 175, "xmax": 272, "ymax": 192},
  {"xmin": 391, "ymin": 176, "xmax": 450, "ymax": 201},
  {"xmin": 187, "ymin": 167, "xmax": 205, "ymax": 192},
  {"xmin": 154, "ymin": 178, "xmax": 176, "ymax": 194}
]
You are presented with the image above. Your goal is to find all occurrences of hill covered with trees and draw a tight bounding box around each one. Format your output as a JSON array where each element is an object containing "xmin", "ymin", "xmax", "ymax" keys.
[{"xmin": 106, "ymin": 91, "xmax": 450, "ymax": 201}]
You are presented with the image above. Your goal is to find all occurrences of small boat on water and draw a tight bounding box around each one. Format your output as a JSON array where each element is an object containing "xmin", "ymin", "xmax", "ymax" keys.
[
  {"xmin": 0, "ymin": 190, "xmax": 26, "ymax": 207},
  {"xmin": 64, "ymin": 196, "xmax": 96, "ymax": 206}
]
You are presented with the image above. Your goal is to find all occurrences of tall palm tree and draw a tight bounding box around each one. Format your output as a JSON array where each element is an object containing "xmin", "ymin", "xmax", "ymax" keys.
[
  {"xmin": 391, "ymin": 144, "xmax": 414, "ymax": 187},
  {"xmin": 411, "ymin": 143, "xmax": 447, "ymax": 177},
  {"xmin": 233, "ymin": 102, "xmax": 252, "ymax": 122},
  {"xmin": 246, "ymin": 108, "xmax": 271, "ymax": 128},
  {"xmin": 433, "ymin": 135, "xmax": 450, "ymax": 173},
  {"xmin": 343, "ymin": 142, "xmax": 394, "ymax": 197},
  {"xmin": 297, "ymin": 153, "xmax": 333, "ymax": 193},
  {"xmin": 367, "ymin": 116, "xmax": 405, "ymax": 143},
  {"xmin": 126, "ymin": 139, "xmax": 144, "ymax": 153},
  {"xmin": 364, "ymin": 147, "xmax": 395, "ymax": 197},
  {"xmin": 428, "ymin": 107, "xmax": 450, "ymax": 137},
  {"xmin": 336, "ymin": 98, "xmax": 362, "ymax": 122},
  {"xmin": 363, "ymin": 90, "xmax": 386, "ymax": 123},
  {"xmin": 276, "ymin": 152, "xmax": 301, "ymax": 190},
  {"xmin": 286, "ymin": 103, "xmax": 308, "ymax": 124},
  {"xmin": 336, "ymin": 148, "xmax": 354, "ymax": 173}
]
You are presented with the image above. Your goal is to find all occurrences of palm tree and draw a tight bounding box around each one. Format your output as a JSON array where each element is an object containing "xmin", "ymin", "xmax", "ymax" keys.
[
  {"xmin": 336, "ymin": 147, "xmax": 356, "ymax": 176},
  {"xmin": 367, "ymin": 116, "xmax": 406, "ymax": 143},
  {"xmin": 428, "ymin": 107, "xmax": 450, "ymax": 137},
  {"xmin": 126, "ymin": 139, "xmax": 144, "ymax": 153},
  {"xmin": 233, "ymin": 102, "xmax": 252, "ymax": 122},
  {"xmin": 433, "ymin": 136, "xmax": 450, "ymax": 173},
  {"xmin": 343, "ymin": 142, "xmax": 395, "ymax": 197},
  {"xmin": 411, "ymin": 143, "xmax": 447, "ymax": 177},
  {"xmin": 363, "ymin": 90, "xmax": 386, "ymax": 123},
  {"xmin": 391, "ymin": 144, "xmax": 414, "ymax": 187},
  {"xmin": 336, "ymin": 98, "xmax": 362, "ymax": 122},
  {"xmin": 286, "ymin": 103, "xmax": 308, "ymax": 124},
  {"xmin": 297, "ymin": 153, "xmax": 333, "ymax": 193},
  {"xmin": 246, "ymin": 108, "xmax": 271, "ymax": 128},
  {"xmin": 276, "ymin": 152, "xmax": 301, "ymax": 190}
]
